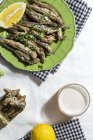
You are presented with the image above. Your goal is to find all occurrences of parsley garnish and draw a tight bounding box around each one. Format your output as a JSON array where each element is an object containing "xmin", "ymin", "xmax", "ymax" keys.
[
  {"xmin": 0, "ymin": 69, "xmax": 5, "ymax": 77},
  {"xmin": 15, "ymin": 32, "xmax": 31, "ymax": 47}
]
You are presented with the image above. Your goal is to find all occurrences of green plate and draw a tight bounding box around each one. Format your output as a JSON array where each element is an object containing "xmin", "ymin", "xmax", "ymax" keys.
[{"xmin": 0, "ymin": 0, "xmax": 75, "ymax": 71}]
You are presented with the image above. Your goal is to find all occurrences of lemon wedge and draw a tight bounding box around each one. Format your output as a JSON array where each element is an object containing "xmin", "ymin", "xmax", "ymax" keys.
[
  {"xmin": 0, "ymin": 2, "xmax": 26, "ymax": 28},
  {"xmin": 31, "ymin": 124, "xmax": 56, "ymax": 140}
]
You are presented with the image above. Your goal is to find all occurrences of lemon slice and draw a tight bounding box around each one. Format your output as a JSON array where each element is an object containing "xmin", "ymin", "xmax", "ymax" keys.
[{"xmin": 0, "ymin": 2, "xmax": 26, "ymax": 28}]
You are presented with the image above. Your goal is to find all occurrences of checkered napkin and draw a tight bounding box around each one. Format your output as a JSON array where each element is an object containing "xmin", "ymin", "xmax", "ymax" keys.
[
  {"xmin": 31, "ymin": 0, "xmax": 92, "ymax": 81},
  {"xmin": 19, "ymin": 119, "xmax": 86, "ymax": 140}
]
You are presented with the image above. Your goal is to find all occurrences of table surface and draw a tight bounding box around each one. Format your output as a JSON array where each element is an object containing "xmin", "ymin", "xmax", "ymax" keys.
[{"xmin": 0, "ymin": 0, "xmax": 93, "ymax": 140}]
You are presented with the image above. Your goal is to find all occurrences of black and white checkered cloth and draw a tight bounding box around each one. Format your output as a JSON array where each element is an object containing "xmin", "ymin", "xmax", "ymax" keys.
[
  {"xmin": 31, "ymin": 0, "xmax": 92, "ymax": 81},
  {"xmin": 19, "ymin": 119, "xmax": 86, "ymax": 140}
]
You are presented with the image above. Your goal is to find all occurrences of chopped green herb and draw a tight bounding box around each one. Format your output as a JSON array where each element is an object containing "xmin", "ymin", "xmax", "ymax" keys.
[
  {"xmin": 38, "ymin": 65, "xmax": 43, "ymax": 70},
  {"xmin": 27, "ymin": 0, "xmax": 31, "ymax": 3},
  {"xmin": 41, "ymin": 15, "xmax": 46, "ymax": 21},
  {"xmin": 40, "ymin": 15, "xmax": 46, "ymax": 24},
  {"xmin": 0, "ymin": 31, "xmax": 9, "ymax": 39},
  {"xmin": 0, "ymin": 69, "xmax": 5, "ymax": 77},
  {"xmin": 3, "ymin": 31, "xmax": 9, "ymax": 38},
  {"xmin": 37, "ymin": 31, "xmax": 45, "ymax": 39},
  {"xmin": 30, "ymin": 23, "xmax": 35, "ymax": 31},
  {"xmin": 30, "ymin": 35, "xmax": 36, "ymax": 41},
  {"xmin": 15, "ymin": 32, "xmax": 32, "ymax": 47},
  {"xmin": 40, "ymin": 32, "xmax": 45, "ymax": 38}
]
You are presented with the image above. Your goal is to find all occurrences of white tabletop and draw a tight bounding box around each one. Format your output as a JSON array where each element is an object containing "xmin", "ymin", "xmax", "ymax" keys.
[{"xmin": 0, "ymin": 0, "xmax": 93, "ymax": 140}]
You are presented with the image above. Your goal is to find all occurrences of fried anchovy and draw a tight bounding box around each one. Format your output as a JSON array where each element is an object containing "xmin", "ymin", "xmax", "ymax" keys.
[
  {"xmin": 13, "ymin": 24, "xmax": 29, "ymax": 32},
  {"xmin": 8, "ymin": 33, "xmax": 45, "ymax": 61},
  {"xmin": 0, "ymin": 38, "xmax": 38, "ymax": 60},
  {"xmin": 30, "ymin": 51, "xmax": 38, "ymax": 60},
  {"xmin": 22, "ymin": 33, "xmax": 53, "ymax": 54},
  {"xmin": 8, "ymin": 30, "xmax": 52, "ymax": 53},
  {"xmin": 19, "ymin": 21, "xmax": 58, "ymax": 34},
  {"xmin": 56, "ymin": 27, "xmax": 63, "ymax": 40},
  {"xmin": 0, "ymin": 38, "xmax": 30, "ymax": 55},
  {"xmin": 36, "ymin": 40, "xmax": 52, "ymax": 54},
  {"xmin": 28, "ymin": 1, "xmax": 64, "ymax": 26},
  {"xmin": 30, "ymin": 30, "xmax": 56, "ymax": 44},
  {"xmin": 7, "ymin": 35, "xmax": 38, "ymax": 60},
  {"xmin": 30, "ymin": 0, "xmax": 60, "ymax": 16},
  {"xmin": 0, "ymin": 39, "xmax": 31, "ymax": 64},
  {"xmin": 0, "ymin": 38, "xmax": 39, "ymax": 64},
  {"xmin": 7, "ymin": 28, "xmax": 25, "ymax": 36},
  {"xmin": 26, "ymin": 8, "xmax": 57, "ymax": 27},
  {"xmin": 7, "ymin": 25, "xmax": 29, "ymax": 34},
  {"xmin": 27, "ymin": 40, "xmax": 45, "ymax": 63},
  {"xmin": 22, "ymin": 13, "xmax": 30, "ymax": 21},
  {"xmin": 15, "ymin": 50, "xmax": 40, "ymax": 64},
  {"xmin": 15, "ymin": 50, "xmax": 31, "ymax": 62}
]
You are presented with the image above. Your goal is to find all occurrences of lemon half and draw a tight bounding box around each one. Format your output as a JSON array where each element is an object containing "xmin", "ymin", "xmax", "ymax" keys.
[
  {"xmin": 0, "ymin": 2, "xmax": 26, "ymax": 28},
  {"xmin": 31, "ymin": 124, "xmax": 56, "ymax": 140}
]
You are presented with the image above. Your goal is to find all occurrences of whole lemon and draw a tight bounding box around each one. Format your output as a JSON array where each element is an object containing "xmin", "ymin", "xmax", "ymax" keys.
[{"xmin": 31, "ymin": 124, "xmax": 56, "ymax": 140}]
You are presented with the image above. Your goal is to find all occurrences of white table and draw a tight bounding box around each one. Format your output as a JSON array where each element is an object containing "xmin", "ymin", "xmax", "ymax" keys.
[{"xmin": 0, "ymin": 0, "xmax": 93, "ymax": 139}]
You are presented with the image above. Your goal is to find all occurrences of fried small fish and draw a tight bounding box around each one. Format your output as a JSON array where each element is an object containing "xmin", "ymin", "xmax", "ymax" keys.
[
  {"xmin": 30, "ymin": 30, "xmax": 56, "ymax": 44},
  {"xmin": 28, "ymin": 1, "xmax": 64, "ymax": 27},
  {"xmin": 12, "ymin": 24, "xmax": 29, "ymax": 32},
  {"xmin": 30, "ymin": 0, "xmax": 60, "ymax": 17},
  {"xmin": 56, "ymin": 27, "xmax": 63, "ymax": 41},
  {"xmin": 15, "ymin": 50, "xmax": 40, "ymax": 64},
  {"xmin": 27, "ymin": 40, "xmax": 45, "ymax": 63},
  {"xmin": 36, "ymin": 40, "xmax": 53, "ymax": 54},
  {"xmin": 7, "ymin": 28, "xmax": 25, "ymax": 36},
  {"xmin": 19, "ymin": 21, "xmax": 58, "ymax": 34},
  {"xmin": 22, "ymin": 13, "xmax": 30, "ymax": 21},
  {"xmin": 0, "ymin": 38, "xmax": 30, "ymax": 54},
  {"xmin": 7, "ymin": 24, "xmax": 29, "ymax": 33},
  {"xmin": 26, "ymin": 8, "xmax": 57, "ymax": 27},
  {"xmin": 0, "ymin": 38, "xmax": 39, "ymax": 64}
]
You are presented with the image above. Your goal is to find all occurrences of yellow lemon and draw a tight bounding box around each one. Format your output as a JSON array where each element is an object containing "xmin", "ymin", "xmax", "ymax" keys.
[
  {"xmin": 0, "ymin": 2, "xmax": 26, "ymax": 28},
  {"xmin": 31, "ymin": 124, "xmax": 56, "ymax": 140}
]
